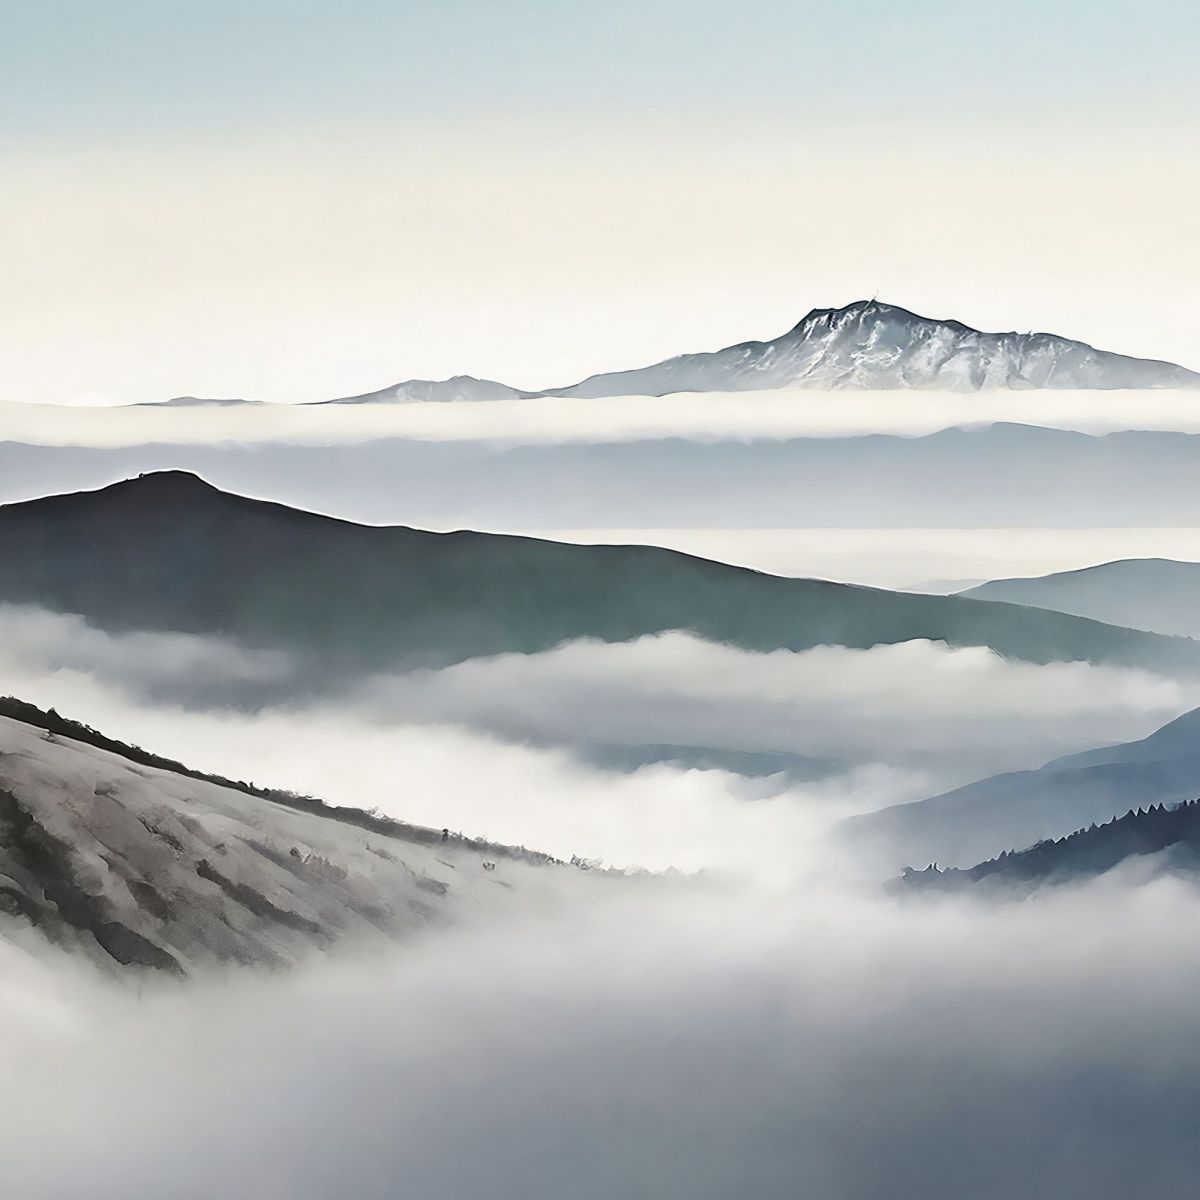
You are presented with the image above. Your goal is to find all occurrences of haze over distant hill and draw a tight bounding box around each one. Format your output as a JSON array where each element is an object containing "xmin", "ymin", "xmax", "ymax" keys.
[
  {"xmin": 3, "ymin": 424, "xmax": 1200, "ymax": 530},
  {"xmin": 963, "ymin": 558, "xmax": 1200, "ymax": 639},
  {"xmin": 1, "ymin": 473, "xmax": 1197, "ymax": 682},
  {"xmin": 320, "ymin": 375, "xmax": 533, "ymax": 404},
  {"xmin": 895, "ymin": 797, "xmax": 1200, "ymax": 896},
  {"xmin": 845, "ymin": 707, "xmax": 1200, "ymax": 869},
  {"xmin": 137, "ymin": 395, "xmax": 264, "ymax": 408}
]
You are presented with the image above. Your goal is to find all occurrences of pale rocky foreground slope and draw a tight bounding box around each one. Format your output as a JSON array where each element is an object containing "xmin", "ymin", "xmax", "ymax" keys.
[{"xmin": 0, "ymin": 712, "xmax": 582, "ymax": 977}]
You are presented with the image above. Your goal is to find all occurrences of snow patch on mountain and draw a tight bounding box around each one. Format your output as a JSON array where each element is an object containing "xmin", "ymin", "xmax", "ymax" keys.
[{"xmin": 547, "ymin": 300, "xmax": 1200, "ymax": 396}]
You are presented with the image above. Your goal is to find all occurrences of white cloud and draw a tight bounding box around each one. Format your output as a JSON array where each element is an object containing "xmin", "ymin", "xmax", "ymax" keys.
[
  {"xmin": 0, "ymin": 606, "xmax": 291, "ymax": 701},
  {"xmin": 354, "ymin": 635, "xmax": 1187, "ymax": 774},
  {"xmin": 3, "ymin": 871, "xmax": 1200, "ymax": 1199},
  {"xmin": 0, "ymin": 616, "xmax": 1189, "ymax": 876},
  {"xmin": 5, "ymin": 389, "xmax": 1200, "ymax": 447}
]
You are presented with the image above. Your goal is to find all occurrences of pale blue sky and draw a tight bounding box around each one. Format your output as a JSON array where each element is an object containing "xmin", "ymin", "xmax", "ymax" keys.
[
  {"xmin": 3, "ymin": 1, "xmax": 1198, "ymax": 402},
  {"xmin": 7, "ymin": 0, "xmax": 1198, "ymax": 141}
]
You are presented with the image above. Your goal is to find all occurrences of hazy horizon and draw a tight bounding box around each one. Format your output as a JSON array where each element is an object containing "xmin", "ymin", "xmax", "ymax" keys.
[
  {"xmin": 4, "ymin": 1, "xmax": 1198, "ymax": 405},
  {"xmin": 6, "ymin": 6, "xmax": 1200, "ymax": 1197}
]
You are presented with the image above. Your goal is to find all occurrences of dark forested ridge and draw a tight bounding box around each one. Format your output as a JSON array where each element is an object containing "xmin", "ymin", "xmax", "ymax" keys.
[
  {"xmin": 2, "ymin": 472, "xmax": 1199, "ymax": 679},
  {"xmin": 894, "ymin": 798, "xmax": 1200, "ymax": 895},
  {"xmin": 844, "ymin": 706, "xmax": 1200, "ymax": 871}
]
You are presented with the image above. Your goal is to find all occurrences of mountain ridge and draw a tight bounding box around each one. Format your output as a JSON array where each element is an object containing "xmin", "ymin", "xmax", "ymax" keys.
[
  {"xmin": 304, "ymin": 299, "xmax": 1200, "ymax": 404},
  {"xmin": 3, "ymin": 472, "xmax": 1199, "ymax": 683},
  {"xmin": 843, "ymin": 706, "xmax": 1200, "ymax": 870},
  {"xmin": 319, "ymin": 375, "xmax": 536, "ymax": 405},
  {"xmin": 962, "ymin": 558, "xmax": 1200, "ymax": 639},
  {"xmin": 893, "ymin": 797, "xmax": 1200, "ymax": 896},
  {"xmin": 544, "ymin": 300, "xmax": 1200, "ymax": 396},
  {"xmin": 4, "ymin": 424, "xmax": 1200, "ymax": 530},
  {"xmin": 0, "ymin": 700, "xmax": 570, "ymax": 976}
]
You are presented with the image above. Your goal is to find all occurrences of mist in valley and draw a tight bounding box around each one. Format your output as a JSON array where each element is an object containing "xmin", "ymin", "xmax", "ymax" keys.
[
  {"xmin": 7, "ymin": 0, "xmax": 1200, "ymax": 1191},
  {"xmin": 3, "ymin": 405, "xmax": 1199, "ymax": 1196},
  {"xmin": 7, "ymin": 389, "xmax": 1200, "ymax": 445},
  {"xmin": 5, "ymin": 863, "xmax": 1200, "ymax": 1200},
  {"xmin": 0, "ymin": 606, "xmax": 1190, "ymax": 874}
]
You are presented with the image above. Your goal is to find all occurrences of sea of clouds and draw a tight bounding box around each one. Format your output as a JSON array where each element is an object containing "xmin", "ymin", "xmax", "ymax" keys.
[
  {"xmin": 7, "ymin": 388, "xmax": 1200, "ymax": 447},
  {"xmin": 4, "ymin": 868, "xmax": 1200, "ymax": 1199},
  {"xmin": 4, "ymin": 383, "xmax": 1200, "ymax": 1197},
  {"xmin": 0, "ymin": 607, "xmax": 1191, "ymax": 876}
]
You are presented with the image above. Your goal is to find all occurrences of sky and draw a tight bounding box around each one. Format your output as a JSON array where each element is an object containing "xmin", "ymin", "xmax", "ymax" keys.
[{"xmin": 3, "ymin": 0, "xmax": 1198, "ymax": 404}]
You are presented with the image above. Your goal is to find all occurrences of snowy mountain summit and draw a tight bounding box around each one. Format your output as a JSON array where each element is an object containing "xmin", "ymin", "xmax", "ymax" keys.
[
  {"xmin": 547, "ymin": 300, "xmax": 1200, "ymax": 396},
  {"xmin": 286, "ymin": 300, "xmax": 1200, "ymax": 404}
]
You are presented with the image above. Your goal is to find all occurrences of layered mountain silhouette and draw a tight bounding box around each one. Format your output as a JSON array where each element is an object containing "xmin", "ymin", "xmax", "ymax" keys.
[
  {"xmin": 963, "ymin": 558, "xmax": 1200, "ymax": 640},
  {"xmin": 846, "ymin": 707, "xmax": 1200, "ymax": 870},
  {"xmin": 3, "ymin": 473, "xmax": 1200, "ymax": 680},
  {"xmin": 894, "ymin": 798, "xmax": 1200, "ymax": 895},
  {"xmin": 4, "ymin": 425, "xmax": 1200, "ymax": 529},
  {"xmin": 305, "ymin": 300, "xmax": 1200, "ymax": 404}
]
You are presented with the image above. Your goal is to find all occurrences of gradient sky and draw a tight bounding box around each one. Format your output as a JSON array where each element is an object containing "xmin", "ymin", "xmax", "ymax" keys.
[{"xmin": 3, "ymin": 0, "xmax": 1198, "ymax": 403}]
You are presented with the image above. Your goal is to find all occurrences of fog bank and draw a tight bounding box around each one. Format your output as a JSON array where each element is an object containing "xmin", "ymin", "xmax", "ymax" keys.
[
  {"xmin": 2, "ymin": 612, "xmax": 1191, "ymax": 875},
  {"xmin": 4, "ymin": 874, "xmax": 1200, "ymax": 1199},
  {"xmin": 5, "ymin": 388, "xmax": 1200, "ymax": 448}
]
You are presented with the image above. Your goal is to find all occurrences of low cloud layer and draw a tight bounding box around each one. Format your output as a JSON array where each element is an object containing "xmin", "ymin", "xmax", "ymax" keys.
[
  {"xmin": 356, "ymin": 634, "xmax": 1188, "ymax": 777},
  {"xmin": 5, "ymin": 388, "xmax": 1200, "ymax": 449},
  {"xmin": 3, "ymin": 609, "xmax": 1185, "ymax": 774},
  {"xmin": 1, "ymin": 610, "xmax": 1191, "ymax": 875},
  {"xmin": 3, "ymin": 597, "xmax": 1200, "ymax": 1198},
  {"xmin": 4, "ymin": 423, "xmax": 1199, "ymax": 541},
  {"xmin": 4, "ymin": 872, "xmax": 1200, "ymax": 1199},
  {"xmin": 0, "ymin": 606, "xmax": 292, "ymax": 707}
]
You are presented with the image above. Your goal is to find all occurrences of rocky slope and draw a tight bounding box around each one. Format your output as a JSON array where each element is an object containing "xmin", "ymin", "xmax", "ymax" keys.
[{"xmin": 0, "ymin": 702, "xmax": 566, "ymax": 976}]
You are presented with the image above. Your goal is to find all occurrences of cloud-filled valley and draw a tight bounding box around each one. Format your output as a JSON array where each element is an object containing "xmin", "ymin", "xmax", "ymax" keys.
[
  {"xmin": 4, "ymin": 377, "xmax": 1200, "ymax": 1197},
  {"xmin": 6, "ymin": 872, "xmax": 1200, "ymax": 1200},
  {"xmin": 1, "ymin": 606, "xmax": 1191, "ymax": 878},
  {"xmin": 3, "ymin": 423, "xmax": 1200, "ymax": 537},
  {"xmin": 8, "ymin": 387, "xmax": 1200, "ymax": 446},
  {"xmin": 9, "ymin": 1, "xmax": 1200, "ymax": 1191}
]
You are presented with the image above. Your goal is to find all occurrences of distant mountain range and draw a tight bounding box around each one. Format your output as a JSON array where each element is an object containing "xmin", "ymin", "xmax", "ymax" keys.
[
  {"xmin": 2, "ymin": 473, "xmax": 1198, "ymax": 684},
  {"xmin": 962, "ymin": 558, "xmax": 1200, "ymax": 640},
  {"xmin": 536, "ymin": 300, "xmax": 1200, "ymax": 397},
  {"xmin": 316, "ymin": 376, "xmax": 533, "ymax": 404},
  {"xmin": 137, "ymin": 395, "xmax": 264, "ymax": 408},
  {"xmin": 844, "ymin": 706, "xmax": 1200, "ymax": 870},
  {"xmin": 4, "ymin": 424, "xmax": 1200, "ymax": 530},
  {"xmin": 141, "ymin": 300, "xmax": 1200, "ymax": 405}
]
